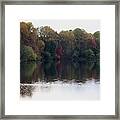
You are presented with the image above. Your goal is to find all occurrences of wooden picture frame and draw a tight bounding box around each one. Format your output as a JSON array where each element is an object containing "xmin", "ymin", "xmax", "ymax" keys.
[{"xmin": 0, "ymin": 0, "xmax": 119, "ymax": 119}]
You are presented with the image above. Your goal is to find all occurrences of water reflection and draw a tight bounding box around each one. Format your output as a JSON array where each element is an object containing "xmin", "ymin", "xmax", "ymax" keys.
[
  {"xmin": 20, "ymin": 60, "xmax": 100, "ymax": 100},
  {"xmin": 20, "ymin": 85, "xmax": 35, "ymax": 97}
]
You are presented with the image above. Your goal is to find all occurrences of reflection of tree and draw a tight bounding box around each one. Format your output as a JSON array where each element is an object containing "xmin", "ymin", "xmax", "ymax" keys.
[
  {"xmin": 20, "ymin": 85, "xmax": 35, "ymax": 97},
  {"xmin": 20, "ymin": 60, "xmax": 100, "ymax": 84},
  {"xmin": 91, "ymin": 61, "xmax": 100, "ymax": 80},
  {"xmin": 37, "ymin": 63, "xmax": 44, "ymax": 81},
  {"xmin": 61, "ymin": 60, "xmax": 72, "ymax": 80},
  {"xmin": 43, "ymin": 61, "xmax": 57, "ymax": 82},
  {"xmin": 56, "ymin": 60, "xmax": 62, "ymax": 79},
  {"xmin": 20, "ymin": 63, "xmax": 36, "ymax": 83},
  {"xmin": 71, "ymin": 61, "xmax": 100, "ymax": 83}
]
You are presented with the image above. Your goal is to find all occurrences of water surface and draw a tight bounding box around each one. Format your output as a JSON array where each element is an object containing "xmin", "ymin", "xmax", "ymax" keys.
[{"xmin": 20, "ymin": 60, "xmax": 100, "ymax": 100}]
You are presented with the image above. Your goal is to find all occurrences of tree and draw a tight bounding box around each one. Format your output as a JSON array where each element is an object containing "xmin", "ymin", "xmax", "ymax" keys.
[
  {"xmin": 20, "ymin": 45, "xmax": 37, "ymax": 62},
  {"xmin": 93, "ymin": 31, "xmax": 100, "ymax": 48},
  {"xmin": 93, "ymin": 31, "xmax": 100, "ymax": 39},
  {"xmin": 59, "ymin": 30, "xmax": 75, "ymax": 58},
  {"xmin": 20, "ymin": 21, "xmax": 100, "ymax": 63},
  {"xmin": 92, "ymin": 31, "xmax": 100, "ymax": 61},
  {"xmin": 38, "ymin": 26, "xmax": 59, "ymax": 41},
  {"xmin": 20, "ymin": 22, "xmax": 46, "ymax": 61}
]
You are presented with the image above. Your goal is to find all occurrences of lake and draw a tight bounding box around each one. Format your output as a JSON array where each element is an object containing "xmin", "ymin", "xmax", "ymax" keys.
[{"xmin": 20, "ymin": 60, "xmax": 100, "ymax": 100}]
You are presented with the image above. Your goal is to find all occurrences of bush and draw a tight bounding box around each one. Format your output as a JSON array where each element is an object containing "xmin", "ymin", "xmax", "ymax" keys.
[{"xmin": 20, "ymin": 45, "xmax": 37, "ymax": 62}]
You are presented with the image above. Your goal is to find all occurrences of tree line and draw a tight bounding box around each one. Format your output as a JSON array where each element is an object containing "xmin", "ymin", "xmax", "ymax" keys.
[{"xmin": 20, "ymin": 22, "xmax": 100, "ymax": 63}]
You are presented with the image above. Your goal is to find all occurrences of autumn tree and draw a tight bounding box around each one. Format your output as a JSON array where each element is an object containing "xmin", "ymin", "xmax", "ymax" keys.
[
  {"xmin": 20, "ymin": 21, "xmax": 100, "ymax": 63},
  {"xmin": 20, "ymin": 22, "xmax": 45, "ymax": 61}
]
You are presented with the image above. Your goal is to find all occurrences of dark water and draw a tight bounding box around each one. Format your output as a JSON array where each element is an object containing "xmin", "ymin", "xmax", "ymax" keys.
[{"xmin": 20, "ymin": 60, "xmax": 100, "ymax": 100}]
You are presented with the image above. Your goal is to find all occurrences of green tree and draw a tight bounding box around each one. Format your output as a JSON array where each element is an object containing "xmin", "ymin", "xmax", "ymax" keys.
[
  {"xmin": 38, "ymin": 26, "xmax": 59, "ymax": 41},
  {"xmin": 93, "ymin": 31, "xmax": 100, "ymax": 39},
  {"xmin": 20, "ymin": 45, "xmax": 37, "ymax": 62},
  {"xmin": 59, "ymin": 30, "xmax": 75, "ymax": 58}
]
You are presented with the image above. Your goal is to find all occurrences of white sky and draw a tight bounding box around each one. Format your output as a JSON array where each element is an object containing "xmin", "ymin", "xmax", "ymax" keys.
[{"xmin": 24, "ymin": 19, "xmax": 100, "ymax": 34}]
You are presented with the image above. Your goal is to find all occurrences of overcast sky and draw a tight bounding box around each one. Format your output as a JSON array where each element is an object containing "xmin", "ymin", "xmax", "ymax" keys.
[{"xmin": 24, "ymin": 20, "xmax": 100, "ymax": 34}]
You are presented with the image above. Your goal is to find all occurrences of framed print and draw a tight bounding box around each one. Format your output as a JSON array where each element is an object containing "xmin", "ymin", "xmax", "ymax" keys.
[{"xmin": 0, "ymin": 0, "xmax": 119, "ymax": 119}]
